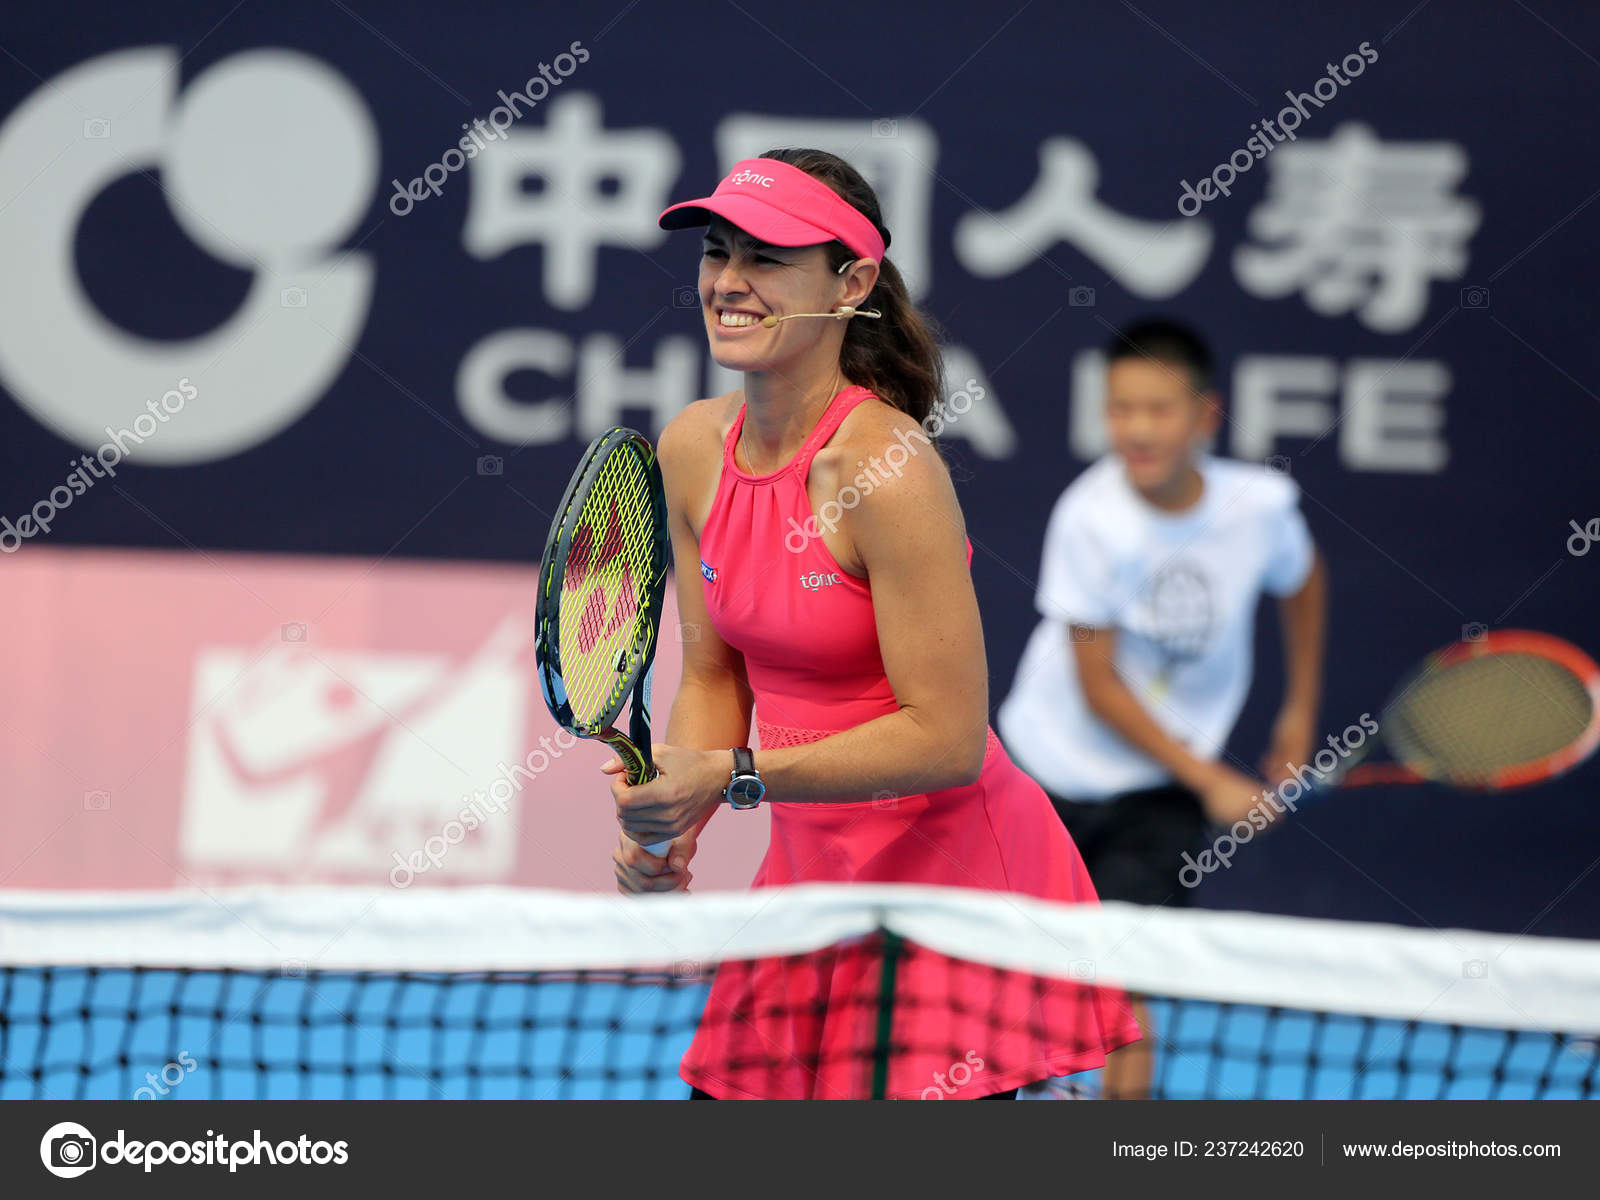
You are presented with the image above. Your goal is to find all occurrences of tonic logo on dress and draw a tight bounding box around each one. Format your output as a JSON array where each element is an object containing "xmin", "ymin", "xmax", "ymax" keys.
[
  {"xmin": 799, "ymin": 571, "xmax": 841, "ymax": 591},
  {"xmin": 700, "ymin": 559, "xmax": 717, "ymax": 582}
]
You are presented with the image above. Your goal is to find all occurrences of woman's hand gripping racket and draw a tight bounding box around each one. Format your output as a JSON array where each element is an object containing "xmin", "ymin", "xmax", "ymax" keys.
[
  {"xmin": 1302, "ymin": 630, "xmax": 1600, "ymax": 801},
  {"xmin": 535, "ymin": 427, "xmax": 674, "ymax": 854}
]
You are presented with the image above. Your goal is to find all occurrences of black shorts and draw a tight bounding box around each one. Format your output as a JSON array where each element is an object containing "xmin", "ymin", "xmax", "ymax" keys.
[{"xmin": 1046, "ymin": 784, "xmax": 1208, "ymax": 908}]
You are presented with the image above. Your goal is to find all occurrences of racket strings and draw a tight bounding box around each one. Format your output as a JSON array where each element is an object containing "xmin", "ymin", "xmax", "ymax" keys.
[
  {"xmin": 558, "ymin": 450, "xmax": 658, "ymax": 725},
  {"xmin": 1386, "ymin": 653, "xmax": 1593, "ymax": 782}
]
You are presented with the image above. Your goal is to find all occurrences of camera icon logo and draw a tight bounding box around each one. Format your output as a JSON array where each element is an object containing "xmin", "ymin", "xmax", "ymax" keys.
[
  {"xmin": 1461, "ymin": 622, "xmax": 1488, "ymax": 643},
  {"xmin": 871, "ymin": 790, "xmax": 898, "ymax": 810},
  {"xmin": 1070, "ymin": 626, "xmax": 1098, "ymax": 643},
  {"xmin": 281, "ymin": 621, "xmax": 307, "ymax": 643},
  {"xmin": 1068, "ymin": 959, "xmax": 1097, "ymax": 981},
  {"xmin": 675, "ymin": 622, "xmax": 700, "ymax": 642},
  {"xmin": 41, "ymin": 1122, "xmax": 97, "ymax": 1178},
  {"xmin": 1068, "ymin": 286, "xmax": 1095, "ymax": 307},
  {"xmin": 82, "ymin": 118, "xmax": 111, "ymax": 139},
  {"xmin": 871, "ymin": 118, "xmax": 898, "ymax": 138},
  {"xmin": 673, "ymin": 285, "xmax": 699, "ymax": 309},
  {"xmin": 1459, "ymin": 286, "xmax": 1490, "ymax": 310},
  {"xmin": 280, "ymin": 286, "xmax": 307, "ymax": 308},
  {"xmin": 477, "ymin": 455, "xmax": 503, "ymax": 476},
  {"xmin": 1462, "ymin": 959, "xmax": 1489, "ymax": 979},
  {"xmin": 83, "ymin": 790, "xmax": 111, "ymax": 811},
  {"xmin": 1265, "ymin": 454, "xmax": 1291, "ymax": 475}
]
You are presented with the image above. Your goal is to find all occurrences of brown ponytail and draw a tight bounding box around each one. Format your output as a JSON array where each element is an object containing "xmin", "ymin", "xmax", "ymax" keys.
[{"xmin": 758, "ymin": 148, "xmax": 945, "ymax": 432}]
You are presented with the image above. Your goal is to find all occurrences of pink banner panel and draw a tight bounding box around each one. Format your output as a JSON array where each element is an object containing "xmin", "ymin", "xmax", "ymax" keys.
[{"xmin": 0, "ymin": 547, "xmax": 769, "ymax": 892}]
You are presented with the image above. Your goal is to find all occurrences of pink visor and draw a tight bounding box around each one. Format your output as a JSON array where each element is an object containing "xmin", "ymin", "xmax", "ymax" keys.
[{"xmin": 658, "ymin": 158, "xmax": 886, "ymax": 263}]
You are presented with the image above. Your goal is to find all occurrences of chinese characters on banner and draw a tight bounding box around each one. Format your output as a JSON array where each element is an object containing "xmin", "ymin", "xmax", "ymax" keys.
[{"xmin": 459, "ymin": 95, "xmax": 1477, "ymax": 473}]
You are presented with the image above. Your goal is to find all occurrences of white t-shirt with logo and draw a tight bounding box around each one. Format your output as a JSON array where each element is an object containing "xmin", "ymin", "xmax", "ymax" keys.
[{"xmin": 997, "ymin": 454, "xmax": 1314, "ymax": 801}]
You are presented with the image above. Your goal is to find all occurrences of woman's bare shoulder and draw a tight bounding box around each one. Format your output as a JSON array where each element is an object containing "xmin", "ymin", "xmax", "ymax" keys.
[
  {"xmin": 820, "ymin": 393, "xmax": 943, "ymax": 486},
  {"xmin": 658, "ymin": 391, "xmax": 741, "ymax": 473},
  {"xmin": 658, "ymin": 392, "xmax": 742, "ymax": 534}
]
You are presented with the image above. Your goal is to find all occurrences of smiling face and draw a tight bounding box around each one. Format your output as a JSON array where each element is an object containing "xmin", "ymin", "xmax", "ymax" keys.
[
  {"xmin": 698, "ymin": 215, "xmax": 864, "ymax": 372},
  {"xmin": 1104, "ymin": 357, "xmax": 1220, "ymax": 497}
]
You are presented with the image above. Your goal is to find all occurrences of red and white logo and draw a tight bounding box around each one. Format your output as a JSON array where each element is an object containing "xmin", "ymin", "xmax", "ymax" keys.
[{"xmin": 179, "ymin": 616, "xmax": 527, "ymax": 880}]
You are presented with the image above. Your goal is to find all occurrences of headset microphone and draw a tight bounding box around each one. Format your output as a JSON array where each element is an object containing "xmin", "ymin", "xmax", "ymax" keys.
[{"xmin": 760, "ymin": 306, "xmax": 883, "ymax": 328}]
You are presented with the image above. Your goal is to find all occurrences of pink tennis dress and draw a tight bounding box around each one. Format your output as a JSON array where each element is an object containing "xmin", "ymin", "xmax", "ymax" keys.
[{"xmin": 678, "ymin": 384, "xmax": 1140, "ymax": 1099}]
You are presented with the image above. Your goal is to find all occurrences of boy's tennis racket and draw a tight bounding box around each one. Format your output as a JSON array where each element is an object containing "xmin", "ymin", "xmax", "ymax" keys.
[
  {"xmin": 535, "ymin": 427, "xmax": 673, "ymax": 854},
  {"xmin": 1308, "ymin": 630, "xmax": 1600, "ymax": 796}
]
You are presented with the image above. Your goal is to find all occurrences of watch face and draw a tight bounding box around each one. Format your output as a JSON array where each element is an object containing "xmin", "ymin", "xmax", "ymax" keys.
[{"xmin": 729, "ymin": 776, "xmax": 765, "ymax": 805}]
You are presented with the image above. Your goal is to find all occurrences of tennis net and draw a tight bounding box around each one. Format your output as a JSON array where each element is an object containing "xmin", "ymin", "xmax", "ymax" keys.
[{"xmin": 1, "ymin": 884, "xmax": 1596, "ymax": 1100}]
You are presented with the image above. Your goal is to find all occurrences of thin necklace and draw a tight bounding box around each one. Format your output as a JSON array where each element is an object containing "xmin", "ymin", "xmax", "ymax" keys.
[
  {"xmin": 738, "ymin": 415, "xmax": 764, "ymax": 475},
  {"xmin": 740, "ymin": 375, "xmax": 844, "ymax": 474}
]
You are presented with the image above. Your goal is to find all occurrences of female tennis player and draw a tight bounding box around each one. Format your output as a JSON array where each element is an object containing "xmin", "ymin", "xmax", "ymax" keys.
[{"xmin": 601, "ymin": 149, "xmax": 1140, "ymax": 1099}]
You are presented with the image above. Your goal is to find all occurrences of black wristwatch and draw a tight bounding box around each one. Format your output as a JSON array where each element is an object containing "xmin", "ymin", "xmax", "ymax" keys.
[{"xmin": 724, "ymin": 747, "xmax": 765, "ymax": 809}]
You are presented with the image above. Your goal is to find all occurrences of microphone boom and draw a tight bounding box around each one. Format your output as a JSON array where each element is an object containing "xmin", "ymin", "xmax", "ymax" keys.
[{"xmin": 760, "ymin": 306, "xmax": 882, "ymax": 328}]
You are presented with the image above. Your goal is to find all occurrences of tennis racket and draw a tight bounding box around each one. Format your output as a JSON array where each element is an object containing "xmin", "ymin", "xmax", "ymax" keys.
[
  {"xmin": 1303, "ymin": 629, "xmax": 1600, "ymax": 798},
  {"xmin": 535, "ymin": 427, "xmax": 673, "ymax": 854}
]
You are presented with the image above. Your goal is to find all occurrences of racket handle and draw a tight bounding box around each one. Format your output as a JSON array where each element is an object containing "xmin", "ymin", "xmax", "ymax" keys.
[
  {"xmin": 622, "ymin": 755, "xmax": 672, "ymax": 856},
  {"xmin": 613, "ymin": 747, "xmax": 676, "ymax": 857}
]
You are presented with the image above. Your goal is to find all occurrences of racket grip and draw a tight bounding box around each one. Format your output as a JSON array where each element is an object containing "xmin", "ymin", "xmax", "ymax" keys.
[{"xmin": 623, "ymin": 757, "xmax": 672, "ymax": 855}]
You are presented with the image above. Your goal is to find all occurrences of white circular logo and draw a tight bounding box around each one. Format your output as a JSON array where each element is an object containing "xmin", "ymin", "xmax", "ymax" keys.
[
  {"xmin": 40, "ymin": 1121, "xmax": 97, "ymax": 1179},
  {"xmin": 0, "ymin": 47, "xmax": 379, "ymax": 463}
]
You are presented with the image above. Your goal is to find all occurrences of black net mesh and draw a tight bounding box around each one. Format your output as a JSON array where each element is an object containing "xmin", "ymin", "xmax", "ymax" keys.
[{"xmin": 4, "ymin": 934, "xmax": 1596, "ymax": 1100}]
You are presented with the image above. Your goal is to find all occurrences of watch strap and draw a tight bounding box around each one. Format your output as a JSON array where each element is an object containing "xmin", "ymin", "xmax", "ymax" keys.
[{"xmin": 732, "ymin": 746, "xmax": 756, "ymax": 776}]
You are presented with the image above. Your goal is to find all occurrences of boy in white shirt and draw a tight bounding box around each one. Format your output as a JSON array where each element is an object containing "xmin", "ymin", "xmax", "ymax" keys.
[{"xmin": 999, "ymin": 318, "xmax": 1327, "ymax": 1099}]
